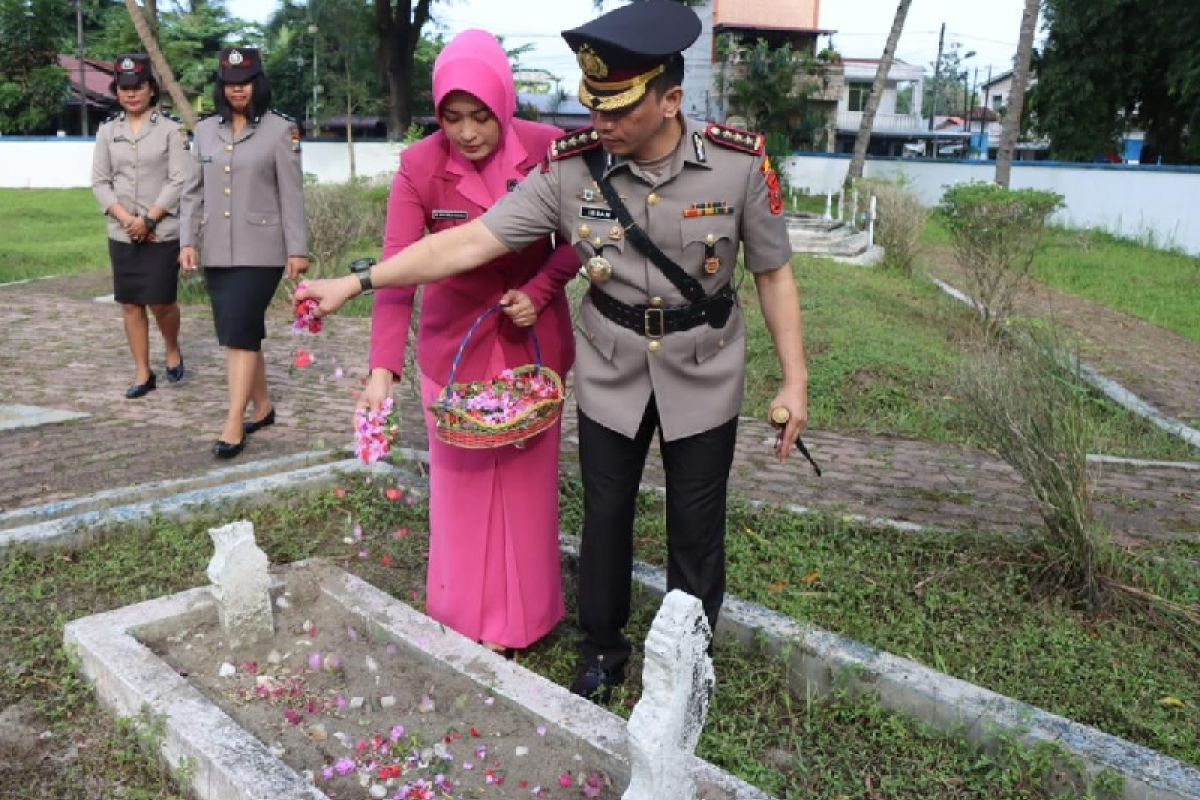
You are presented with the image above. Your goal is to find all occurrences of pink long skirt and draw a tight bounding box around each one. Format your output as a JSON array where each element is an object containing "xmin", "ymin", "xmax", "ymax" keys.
[{"xmin": 419, "ymin": 342, "xmax": 566, "ymax": 648}]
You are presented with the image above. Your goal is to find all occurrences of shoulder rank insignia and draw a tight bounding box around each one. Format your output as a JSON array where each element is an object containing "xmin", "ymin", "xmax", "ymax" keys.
[
  {"xmin": 270, "ymin": 109, "xmax": 297, "ymax": 124},
  {"xmin": 549, "ymin": 127, "xmax": 601, "ymax": 161},
  {"xmin": 705, "ymin": 123, "xmax": 765, "ymax": 156}
]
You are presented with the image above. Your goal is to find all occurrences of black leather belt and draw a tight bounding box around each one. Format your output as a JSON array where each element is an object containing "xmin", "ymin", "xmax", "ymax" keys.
[{"xmin": 589, "ymin": 284, "xmax": 735, "ymax": 338}]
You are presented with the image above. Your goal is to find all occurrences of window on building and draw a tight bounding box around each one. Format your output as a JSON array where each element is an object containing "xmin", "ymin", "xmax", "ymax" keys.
[
  {"xmin": 895, "ymin": 82, "xmax": 915, "ymax": 115},
  {"xmin": 991, "ymin": 93, "xmax": 1004, "ymax": 111},
  {"xmin": 848, "ymin": 82, "xmax": 871, "ymax": 112}
]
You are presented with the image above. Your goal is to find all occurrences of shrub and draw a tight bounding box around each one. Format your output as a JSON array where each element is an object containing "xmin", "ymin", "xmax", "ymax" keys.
[
  {"xmin": 957, "ymin": 329, "xmax": 1101, "ymax": 608},
  {"xmin": 304, "ymin": 180, "xmax": 386, "ymax": 281},
  {"xmin": 852, "ymin": 178, "xmax": 927, "ymax": 275},
  {"xmin": 939, "ymin": 183, "xmax": 1063, "ymax": 339}
]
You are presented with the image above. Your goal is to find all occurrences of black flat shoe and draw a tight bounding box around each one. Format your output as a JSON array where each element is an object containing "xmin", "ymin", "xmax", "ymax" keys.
[
  {"xmin": 242, "ymin": 408, "xmax": 276, "ymax": 435},
  {"xmin": 166, "ymin": 359, "xmax": 185, "ymax": 383},
  {"xmin": 125, "ymin": 372, "xmax": 157, "ymax": 399},
  {"xmin": 212, "ymin": 438, "xmax": 245, "ymax": 459},
  {"xmin": 570, "ymin": 662, "xmax": 626, "ymax": 704}
]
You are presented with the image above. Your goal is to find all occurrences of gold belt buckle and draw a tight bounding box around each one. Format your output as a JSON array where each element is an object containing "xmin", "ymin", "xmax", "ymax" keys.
[{"xmin": 644, "ymin": 307, "xmax": 665, "ymax": 339}]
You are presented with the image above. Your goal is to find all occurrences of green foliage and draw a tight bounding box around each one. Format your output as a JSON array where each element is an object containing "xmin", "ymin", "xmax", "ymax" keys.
[
  {"xmin": 0, "ymin": 189, "xmax": 108, "ymax": 282},
  {"xmin": 852, "ymin": 177, "xmax": 928, "ymax": 275},
  {"xmin": 1033, "ymin": 0, "xmax": 1200, "ymax": 163},
  {"xmin": 303, "ymin": 179, "xmax": 388, "ymax": 278},
  {"xmin": 716, "ymin": 35, "xmax": 826, "ymax": 154},
  {"xmin": 0, "ymin": 0, "xmax": 69, "ymax": 133},
  {"xmin": 922, "ymin": 42, "xmax": 974, "ymax": 119},
  {"xmin": 939, "ymin": 183, "xmax": 1064, "ymax": 338}
]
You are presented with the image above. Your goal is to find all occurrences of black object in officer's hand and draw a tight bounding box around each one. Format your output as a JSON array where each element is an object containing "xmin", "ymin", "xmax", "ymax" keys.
[{"xmin": 770, "ymin": 406, "xmax": 821, "ymax": 476}]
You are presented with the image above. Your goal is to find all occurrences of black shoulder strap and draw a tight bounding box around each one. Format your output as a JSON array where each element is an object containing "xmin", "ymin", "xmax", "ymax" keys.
[{"xmin": 582, "ymin": 147, "xmax": 706, "ymax": 304}]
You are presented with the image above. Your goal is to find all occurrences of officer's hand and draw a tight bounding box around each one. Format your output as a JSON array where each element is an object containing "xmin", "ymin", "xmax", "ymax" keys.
[
  {"xmin": 294, "ymin": 275, "xmax": 357, "ymax": 318},
  {"xmin": 768, "ymin": 386, "xmax": 809, "ymax": 461},
  {"xmin": 286, "ymin": 256, "xmax": 309, "ymax": 281},
  {"xmin": 179, "ymin": 246, "xmax": 199, "ymax": 273},
  {"xmin": 499, "ymin": 289, "xmax": 537, "ymax": 328},
  {"xmin": 358, "ymin": 368, "xmax": 396, "ymax": 415}
]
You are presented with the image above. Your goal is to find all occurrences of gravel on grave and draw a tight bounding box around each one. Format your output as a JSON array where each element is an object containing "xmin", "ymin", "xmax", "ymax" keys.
[{"xmin": 142, "ymin": 573, "xmax": 618, "ymax": 800}]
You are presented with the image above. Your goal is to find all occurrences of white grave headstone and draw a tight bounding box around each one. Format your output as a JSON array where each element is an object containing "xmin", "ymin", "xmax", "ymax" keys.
[
  {"xmin": 206, "ymin": 520, "xmax": 274, "ymax": 652},
  {"xmin": 623, "ymin": 590, "xmax": 715, "ymax": 800}
]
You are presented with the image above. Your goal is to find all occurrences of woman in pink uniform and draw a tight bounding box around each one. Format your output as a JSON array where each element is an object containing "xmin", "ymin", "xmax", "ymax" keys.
[{"xmin": 361, "ymin": 30, "xmax": 578, "ymax": 653}]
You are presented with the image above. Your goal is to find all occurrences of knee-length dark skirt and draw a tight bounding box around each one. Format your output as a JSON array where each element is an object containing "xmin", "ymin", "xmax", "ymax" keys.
[
  {"xmin": 109, "ymin": 239, "xmax": 180, "ymax": 306},
  {"xmin": 204, "ymin": 266, "xmax": 284, "ymax": 352}
]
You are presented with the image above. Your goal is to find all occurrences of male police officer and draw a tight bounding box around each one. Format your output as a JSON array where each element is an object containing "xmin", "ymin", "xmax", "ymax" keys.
[{"xmin": 298, "ymin": 0, "xmax": 809, "ymax": 702}]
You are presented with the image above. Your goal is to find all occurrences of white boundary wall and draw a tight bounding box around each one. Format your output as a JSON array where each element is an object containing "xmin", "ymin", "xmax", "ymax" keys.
[
  {"xmin": 0, "ymin": 137, "xmax": 405, "ymax": 188},
  {"xmin": 783, "ymin": 152, "xmax": 1200, "ymax": 255}
]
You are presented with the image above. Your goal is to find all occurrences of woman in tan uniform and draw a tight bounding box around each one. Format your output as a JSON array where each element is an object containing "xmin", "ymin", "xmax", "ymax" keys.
[
  {"xmin": 92, "ymin": 53, "xmax": 188, "ymax": 398},
  {"xmin": 179, "ymin": 47, "xmax": 308, "ymax": 459}
]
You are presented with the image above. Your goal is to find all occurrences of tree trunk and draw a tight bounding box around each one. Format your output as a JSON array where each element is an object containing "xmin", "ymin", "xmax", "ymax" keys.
[
  {"xmin": 995, "ymin": 0, "xmax": 1039, "ymax": 187},
  {"xmin": 345, "ymin": 59, "xmax": 356, "ymax": 180},
  {"xmin": 123, "ymin": 0, "xmax": 197, "ymax": 128},
  {"xmin": 846, "ymin": 0, "xmax": 912, "ymax": 183},
  {"xmin": 144, "ymin": 0, "xmax": 157, "ymax": 33},
  {"xmin": 374, "ymin": 0, "xmax": 432, "ymax": 138}
]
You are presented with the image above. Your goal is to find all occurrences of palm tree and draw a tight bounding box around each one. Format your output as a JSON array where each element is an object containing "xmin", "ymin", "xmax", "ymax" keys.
[
  {"xmin": 846, "ymin": 0, "xmax": 912, "ymax": 183},
  {"xmin": 995, "ymin": 0, "xmax": 1039, "ymax": 187},
  {"xmin": 123, "ymin": 0, "xmax": 198, "ymax": 128}
]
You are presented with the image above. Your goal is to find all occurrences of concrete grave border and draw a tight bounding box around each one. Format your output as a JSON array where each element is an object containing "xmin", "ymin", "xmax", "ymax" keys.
[
  {"xmin": 31, "ymin": 459, "xmax": 1200, "ymax": 800},
  {"xmin": 64, "ymin": 561, "xmax": 773, "ymax": 800}
]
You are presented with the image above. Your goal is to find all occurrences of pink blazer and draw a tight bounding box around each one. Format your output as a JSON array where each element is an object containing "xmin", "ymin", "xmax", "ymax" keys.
[{"xmin": 369, "ymin": 119, "xmax": 578, "ymax": 385}]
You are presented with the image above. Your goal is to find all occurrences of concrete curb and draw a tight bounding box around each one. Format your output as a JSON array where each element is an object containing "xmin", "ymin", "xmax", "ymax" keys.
[
  {"xmin": 930, "ymin": 278, "xmax": 1200, "ymax": 451},
  {"xmin": 64, "ymin": 561, "xmax": 773, "ymax": 800},
  {"xmin": 619, "ymin": 552, "xmax": 1200, "ymax": 800},
  {"xmin": 0, "ymin": 403, "xmax": 90, "ymax": 431}
]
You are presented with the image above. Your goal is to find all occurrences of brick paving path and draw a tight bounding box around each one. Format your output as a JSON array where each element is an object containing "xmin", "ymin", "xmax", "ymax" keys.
[{"xmin": 1, "ymin": 273, "xmax": 1196, "ymax": 544}]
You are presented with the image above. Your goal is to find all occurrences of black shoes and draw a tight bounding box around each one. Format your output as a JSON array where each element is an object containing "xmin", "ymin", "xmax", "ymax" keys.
[
  {"xmin": 166, "ymin": 358, "xmax": 185, "ymax": 383},
  {"xmin": 243, "ymin": 408, "xmax": 276, "ymax": 435},
  {"xmin": 570, "ymin": 662, "xmax": 626, "ymax": 704},
  {"xmin": 125, "ymin": 372, "xmax": 157, "ymax": 399},
  {"xmin": 213, "ymin": 438, "xmax": 245, "ymax": 459}
]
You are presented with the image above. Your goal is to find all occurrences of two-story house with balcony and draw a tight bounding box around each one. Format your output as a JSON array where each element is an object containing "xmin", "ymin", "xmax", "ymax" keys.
[{"xmin": 833, "ymin": 58, "xmax": 933, "ymax": 156}]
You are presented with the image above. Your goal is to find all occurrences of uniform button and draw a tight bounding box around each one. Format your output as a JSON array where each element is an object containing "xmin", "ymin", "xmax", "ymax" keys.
[
  {"xmin": 705, "ymin": 233, "xmax": 716, "ymax": 245},
  {"xmin": 223, "ymin": 211, "xmax": 231, "ymax": 218},
  {"xmin": 224, "ymin": 166, "xmax": 231, "ymax": 174},
  {"xmin": 719, "ymin": 339, "xmax": 726, "ymax": 348},
  {"xmin": 579, "ymin": 224, "xmax": 591, "ymax": 239},
  {"xmin": 648, "ymin": 340, "xmax": 661, "ymax": 353},
  {"xmin": 592, "ymin": 237, "xmax": 603, "ymax": 247},
  {"xmin": 649, "ymin": 296, "xmax": 663, "ymax": 307},
  {"xmin": 647, "ymin": 193, "xmax": 660, "ymax": 206},
  {"xmin": 225, "ymin": 144, "xmax": 234, "ymax": 152},
  {"xmin": 224, "ymin": 188, "xmax": 231, "ymax": 196}
]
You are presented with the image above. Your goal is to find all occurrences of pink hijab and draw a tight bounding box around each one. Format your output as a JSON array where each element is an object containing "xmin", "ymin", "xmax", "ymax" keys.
[{"xmin": 433, "ymin": 29, "xmax": 527, "ymax": 210}]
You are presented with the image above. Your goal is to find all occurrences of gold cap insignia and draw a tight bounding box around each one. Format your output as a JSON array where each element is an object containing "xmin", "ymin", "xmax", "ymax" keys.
[{"xmin": 577, "ymin": 44, "xmax": 608, "ymax": 80}]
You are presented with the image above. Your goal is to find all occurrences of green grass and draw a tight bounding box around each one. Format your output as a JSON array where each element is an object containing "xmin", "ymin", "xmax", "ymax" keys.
[
  {"xmin": 922, "ymin": 217, "xmax": 1200, "ymax": 343},
  {"xmin": 1032, "ymin": 227, "xmax": 1200, "ymax": 343},
  {"xmin": 740, "ymin": 256, "xmax": 1195, "ymax": 461},
  {"xmin": 1, "ymin": 474, "xmax": 1159, "ymax": 798},
  {"xmin": 558, "ymin": 481, "xmax": 1200, "ymax": 770},
  {"xmin": 0, "ymin": 189, "xmax": 109, "ymax": 283}
]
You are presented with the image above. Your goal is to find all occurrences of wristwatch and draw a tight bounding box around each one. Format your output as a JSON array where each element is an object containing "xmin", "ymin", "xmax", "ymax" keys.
[
  {"xmin": 143, "ymin": 216, "xmax": 158, "ymax": 232},
  {"xmin": 356, "ymin": 268, "xmax": 374, "ymax": 295}
]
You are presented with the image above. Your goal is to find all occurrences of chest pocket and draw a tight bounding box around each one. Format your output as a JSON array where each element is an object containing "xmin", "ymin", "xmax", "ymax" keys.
[
  {"xmin": 247, "ymin": 213, "xmax": 279, "ymax": 227},
  {"xmin": 681, "ymin": 216, "xmax": 738, "ymax": 277},
  {"xmin": 568, "ymin": 216, "xmax": 627, "ymax": 260}
]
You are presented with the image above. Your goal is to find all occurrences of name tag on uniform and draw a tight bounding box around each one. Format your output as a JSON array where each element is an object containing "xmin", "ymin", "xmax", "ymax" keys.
[
  {"xmin": 431, "ymin": 209, "xmax": 468, "ymax": 220},
  {"xmin": 113, "ymin": 136, "xmax": 129, "ymax": 143},
  {"xmin": 580, "ymin": 205, "xmax": 616, "ymax": 221},
  {"xmin": 200, "ymin": 155, "xmax": 214, "ymax": 163}
]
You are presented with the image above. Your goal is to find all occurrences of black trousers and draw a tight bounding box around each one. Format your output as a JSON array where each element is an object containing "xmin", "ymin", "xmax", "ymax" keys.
[{"xmin": 576, "ymin": 396, "xmax": 739, "ymax": 671}]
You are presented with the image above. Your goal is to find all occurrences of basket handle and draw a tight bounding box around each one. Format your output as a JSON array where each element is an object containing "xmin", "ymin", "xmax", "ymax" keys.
[{"xmin": 442, "ymin": 303, "xmax": 544, "ymax": 400}]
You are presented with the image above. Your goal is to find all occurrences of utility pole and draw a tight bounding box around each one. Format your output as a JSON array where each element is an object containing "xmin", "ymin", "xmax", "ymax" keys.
[
  {"xmin": 927, "ymin": 21, "xmax": 945, "ymax": 158},
  {"xmin": 74, "ymin": 0, "xmax": 87, "ymax": 135},
  {"xmin": 979, "ymin": 65, "xmax": 992, "ymax": 159}
]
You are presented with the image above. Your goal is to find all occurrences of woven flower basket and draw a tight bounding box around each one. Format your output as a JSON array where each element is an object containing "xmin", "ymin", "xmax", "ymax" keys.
[{"xmin": 430, "ymin": 304, "xmax": 564, "ymax": 449}]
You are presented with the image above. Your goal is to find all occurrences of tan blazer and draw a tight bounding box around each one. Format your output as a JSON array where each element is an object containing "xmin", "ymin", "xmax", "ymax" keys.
[
  {"xmin": 179, "ymin": 110, "xmax": 307, "ymax": 267},
  {"xmin": 483, "ymin": 116, "xmax": 793, "ymax": 441},
  {"xmin": 91, "ymin": 110, "xmax": 187, "ymax": 243}
]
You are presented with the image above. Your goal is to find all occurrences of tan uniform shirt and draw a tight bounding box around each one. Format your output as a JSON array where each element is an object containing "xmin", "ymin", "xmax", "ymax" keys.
[
  {"xmin": 91, "ymin": 110, "xmax": 187, "ymax": 243},
  {"xmin": 482, "ymin": 116, "xmax": 792, "ymax": 441},
  {"xmin": 179, "ymin": 111, "xmax": 307, "ymax": 267}
]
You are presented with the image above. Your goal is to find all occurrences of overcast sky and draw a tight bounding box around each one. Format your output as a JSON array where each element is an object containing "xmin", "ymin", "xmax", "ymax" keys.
[{"xmin": 227, "ymin": 0, "xmax": 1037, "ymax": 90}]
